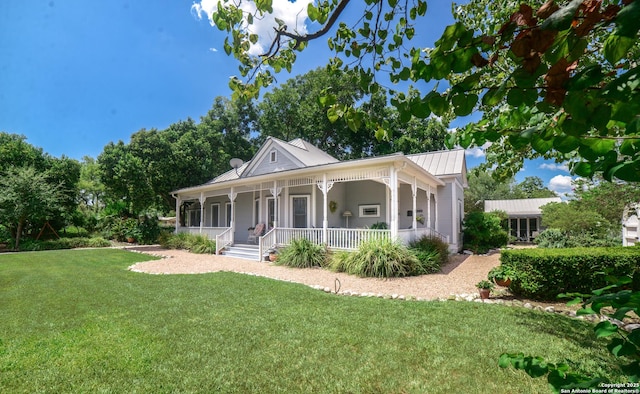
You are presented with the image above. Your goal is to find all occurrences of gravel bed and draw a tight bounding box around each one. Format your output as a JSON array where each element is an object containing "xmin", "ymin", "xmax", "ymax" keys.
[{"xmin": 126, "ymin": 246, "xmax": 500, "ymax": 301}]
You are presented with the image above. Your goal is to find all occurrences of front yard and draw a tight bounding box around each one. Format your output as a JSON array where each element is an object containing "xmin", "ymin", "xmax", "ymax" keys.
[{"xmin": 0, "ymin": 249, "xmax": 628, "ymax": 393}]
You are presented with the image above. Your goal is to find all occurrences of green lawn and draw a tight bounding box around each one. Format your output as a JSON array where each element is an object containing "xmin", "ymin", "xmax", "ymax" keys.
[{"xmin": 0, "ymin": 249, "xmax": 627, "ymax": 393}]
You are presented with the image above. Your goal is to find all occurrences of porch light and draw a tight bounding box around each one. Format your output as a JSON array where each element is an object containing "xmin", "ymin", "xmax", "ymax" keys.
[{"xmin": 343, "ymin": 210, "xmax": 352, "ymax": 228}]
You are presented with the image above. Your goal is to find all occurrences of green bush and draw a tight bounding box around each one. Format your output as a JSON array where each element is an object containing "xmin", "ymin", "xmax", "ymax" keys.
[
  {"xmin": 501, "ymin": 247, "xmax": 640, "ymax": 300},
  {"xmin": 409, "ymin": 234, "xmax": 450, "ymax": 271},
  {"xmin": 329, "ymin": 238, "xmax": 422, "ymax": 278},
  {"xmin": 17, "ymin": 237, "xmax": 111, "ymax": 251},
  {"xmin": 463, "ymin": 211, "xmax": 508, "ymax": 253},
  {"xmin": 275, "ymin": 238, "xmax": 327, "ymax": 268},
  {"xmin": 534, "ymin": 228, "xmax": 567, "ymax": 248},
  {"xmin": 159, "ymin": 232, "xmax": 216, "ymax": 254},
  {"xmin": 536, "ymin": 228, "xmax": 621, "ymax": 248},
  {"xmin": 136, "ymin": 215, "xmax": 161, "ymax": 245}
]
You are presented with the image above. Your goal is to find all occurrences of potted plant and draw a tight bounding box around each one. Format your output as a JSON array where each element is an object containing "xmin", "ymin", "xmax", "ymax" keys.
[
  {"xmin": 476, "ymin": 280, "xmax": 494, "ymax": 300},
  {"xmin": 267, "ymin": 248, "xmax": 278, "ymax": 262},
  {"xmin": 488, "ymin": 266, "xmax": 513, "ymax": 287}
]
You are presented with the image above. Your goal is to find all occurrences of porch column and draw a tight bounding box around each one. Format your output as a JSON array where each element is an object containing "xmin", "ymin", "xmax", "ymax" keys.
[
  {"xmin": 412, "ymin": 178, "xmax": 417, "ymax": 239},
  {"xmin": 390, "ymin": 165, "xmax": 398, "ymax": 239},
  {"xmin": 317, "ymin": 174, "xmax": 333, "ymax": 244},
  {"xmin": 426, "ymin": 186, "xmax": 431, "ymax": 231},
  {"xmin": 228, "ymin": 187, "xmax": 237, "ymax": 232},
  {"xmin": 283, "ymin": 184, "xmax": 289, "ymax": 227},
  {"xmin": 199, "ymin": 192, "xmax": 205, "ymax": 234},
  {"xmin": 175, "ymin": 195, "xmax": 181, "ymax": 233},
  {"xmin": 270, "ymin": 182, "xmax": 281, "ymax": 228},
  {"xmin": 451, "ymin": 182, "xmax": 457, "ymax": 246}
]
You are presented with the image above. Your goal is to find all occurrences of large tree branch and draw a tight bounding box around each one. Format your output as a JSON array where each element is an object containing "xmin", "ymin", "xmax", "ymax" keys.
[{"xmin": 259, "ymin": 0, "xmax": 352, "ymax": 57}]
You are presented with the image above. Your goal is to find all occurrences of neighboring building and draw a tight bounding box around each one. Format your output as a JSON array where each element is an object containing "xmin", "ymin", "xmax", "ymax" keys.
[
  {"xmin": 484, "ymin": 197, "xmax": 562, "ymax": 242},
  {"xmin": 623, "ymin": 203, "xmax": 639, "ymax": 247},
  {"xmin": 172, "ymin": 137, "xmax": 467, "ymax": 260}
]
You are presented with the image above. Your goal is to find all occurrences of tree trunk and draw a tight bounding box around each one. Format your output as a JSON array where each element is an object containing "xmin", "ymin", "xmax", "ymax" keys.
[{"xmin": 14, "ymin": 219, "xmax": 24, "ymax": 250}]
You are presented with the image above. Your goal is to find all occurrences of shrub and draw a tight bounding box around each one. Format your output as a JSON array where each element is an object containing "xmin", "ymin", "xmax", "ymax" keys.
[
  {"xmin": 159, "ymin": 232, "xmax": 216, "ymax": 254},
  {"xmin": 501, "ymin": 247, "xmax": 640, "ymax": 300},
  {"xmin": 329, "ymin": 238, "xmax": 421, "ymax": 278},
  {"xmin": 17, "ymin": 237, "xmax": 111, "ymax": 251},
  {"xmin": 463, "ymin": 211, "xmax": 508, "ymax": 253},
  {"xmin": 534, "ymin": 228, "xmax": 567, "ymax": 248},
  {"xmin": 409, "ymin": 234, "xmax": 450, "ymax": 270},
  {"xmin": 370, "ymin": 222, "xmax": 388, "ymax": 229},
  {"xmin": 275, "ymin": 238, "xmax": 327, "ymax": 268},
  {"xmin": 136, "ymin": 215, "xmax": 161, "ymax": 245},
  {"xmin": 536, "ymin": 228, "xmax": 621, "ymax": 248}
]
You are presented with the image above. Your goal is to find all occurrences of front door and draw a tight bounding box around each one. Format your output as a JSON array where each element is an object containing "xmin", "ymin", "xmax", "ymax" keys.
[{"xmin": 291, "ymin": 196, "xmax": 309, "ymax": 228}]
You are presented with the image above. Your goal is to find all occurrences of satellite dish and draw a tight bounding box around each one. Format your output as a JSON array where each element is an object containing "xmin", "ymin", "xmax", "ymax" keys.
[{"xmin": 229, "ymin": 158, "xmax": 244, "ymax": 175}]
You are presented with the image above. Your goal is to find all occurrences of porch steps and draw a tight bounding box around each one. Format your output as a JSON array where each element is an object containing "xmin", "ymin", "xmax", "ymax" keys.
[{"xmin": 222, "ymin": 244, "xmax": 262, "ymax": 261}]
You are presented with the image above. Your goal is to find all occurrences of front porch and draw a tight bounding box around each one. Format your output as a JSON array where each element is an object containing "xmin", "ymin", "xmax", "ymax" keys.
[{"xmin": 177, "ymin": 225, "xmax": 449, "ymax": 260}]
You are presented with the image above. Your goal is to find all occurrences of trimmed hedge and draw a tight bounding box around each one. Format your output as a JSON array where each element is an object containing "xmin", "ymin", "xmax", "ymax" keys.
[
  {"xmin": 501, "ymin": 247, "xmax": 640, "ymax": 300},
  {"xmin": 18, "ymin": 237, "xmax": 112, "ymax": 251}
]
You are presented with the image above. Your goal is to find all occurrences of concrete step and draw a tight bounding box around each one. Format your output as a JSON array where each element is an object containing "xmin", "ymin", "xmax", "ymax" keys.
[{"xmin": 222, "ymin": 244, "xmax": 262, "ymax": 261}]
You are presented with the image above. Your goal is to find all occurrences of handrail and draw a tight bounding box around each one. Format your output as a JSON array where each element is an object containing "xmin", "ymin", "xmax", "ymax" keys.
[
  {"xmin": 259, "ymin": 228, "xmax": 277, "ymax": 260},
  {"xmin": 215, "ymin": 227, "xmax": 233, "ymax": 255}
]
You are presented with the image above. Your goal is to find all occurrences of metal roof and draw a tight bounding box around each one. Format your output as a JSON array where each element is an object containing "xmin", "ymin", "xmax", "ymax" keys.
[
  {"xmin": 407, "ymin": 149, "xmax": 466, "ymax": 176},
  {"xmin": 484, "ymin": 197, "xmax": 562, "ymax": 215},
  {"xmin": 271, "ymin": 137, "xmax": 339, "ymax": 167}
]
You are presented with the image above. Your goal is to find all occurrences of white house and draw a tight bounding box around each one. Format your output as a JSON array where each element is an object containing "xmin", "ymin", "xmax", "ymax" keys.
[
  {"xmin": 172, "ymin": 137, "xmax": 467, "ymax": 260},
  {"xmin": 623, "ymin": 203, "xmax": 639, "ymax": 246},
  {"xmin": 484, "ymin": 197, "xmax": 562, "ymax": 242}
]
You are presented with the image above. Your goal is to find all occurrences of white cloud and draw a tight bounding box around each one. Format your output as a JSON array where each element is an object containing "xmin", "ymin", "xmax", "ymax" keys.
[
  {"xmin": 209, "ymin": 47, "xmax": 218, "ymax": 53},
  {"xmin": 539, "ymin": 163, "xmax": 569, "ymax": 172},
  {"xmin": 464, "ymin": 142, "xmax": 491, "ymax": 158},
  {"xmin": 548, "ymin": 175, "xmax": 574, "ymax": 197},
  {"xmin": 192, "ymin": 0, "xmax": 314, "ymax": 55},
  {"xmin": 465, "ymin": 147, "xmax": 485, "ymax": 158}
]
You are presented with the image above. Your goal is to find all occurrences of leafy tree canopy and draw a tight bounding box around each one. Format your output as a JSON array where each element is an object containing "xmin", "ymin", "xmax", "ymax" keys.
[
  {"xmin": 257, "ymin": 67, "xmax": 447, "ymax": 159},
  {"xmin": 209, "ymin": 0, "xmax": 640, "ymax": 182},
  {"xmin": 0, "ymin": 167, "xmax": 63, "ymax": 249}
]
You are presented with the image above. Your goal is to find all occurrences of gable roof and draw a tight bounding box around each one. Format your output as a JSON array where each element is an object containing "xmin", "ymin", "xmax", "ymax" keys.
[
  {"xmin": 407, "ymin": 149, "xmax": 466, "ymax": 176},
  {"xmin": 484, "ymin": 197, "xmax": 562, "ymax": 216},
  {"xmin": 208, "ymin": 137, "xmax": 339, "ymax": 184}
]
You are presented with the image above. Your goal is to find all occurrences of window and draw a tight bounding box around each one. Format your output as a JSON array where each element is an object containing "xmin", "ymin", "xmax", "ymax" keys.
[
  {"xmin": 210, "ymin": 203, "xmax": 220, "ymax": 227},
  {"xmin": 359, "ymin": 204, "xmax": 380, "ymax": 218},
  {"xmin": 269, "ymin": 150, "xmax": 277, "ymax": 163},
  {"xmin": 290, "ymin": 195, "xmax": 310, "ymax": 228},
  {"xmin": 188, "ymin": 209, "xmax": 201, "ymax": 227}
]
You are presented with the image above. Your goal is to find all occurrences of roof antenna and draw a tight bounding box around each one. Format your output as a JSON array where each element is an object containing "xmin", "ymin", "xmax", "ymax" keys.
[{"xmin": 229, "ymin": 158, "xmax": 244, "ymax": 176}]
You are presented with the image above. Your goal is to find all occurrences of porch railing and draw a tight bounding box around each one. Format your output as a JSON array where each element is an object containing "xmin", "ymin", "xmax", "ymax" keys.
[
  {"xmin": 326, "ymin": 228, "xmax": 390, "ymax": 250},
  {"xmin": 397, "ymin": 228, "xmax": 449, "ymax": 245},
  {"xmin": 259, "ymin": 228, "xmax": 277, "ymax": 259},
  {"xmin": 215, "ymin": 228, "xmax": 233, "ymax": 255},
  {"xmin": 177, "ymin": 226, "xmax": 228, "ymax": 239},
  {"xmin": 258, "ymin": 227, "xmax": 393, "ymax": 251}
]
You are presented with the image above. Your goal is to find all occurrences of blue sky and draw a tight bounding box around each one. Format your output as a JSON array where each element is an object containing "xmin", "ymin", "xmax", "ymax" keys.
[{"xmin": 0, "ymin": 1, "xmax": 575, "ymax": 196}]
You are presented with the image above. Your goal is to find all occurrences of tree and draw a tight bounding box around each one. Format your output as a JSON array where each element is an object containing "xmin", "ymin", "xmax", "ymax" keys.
[
  {"xmin": 513, "ymin": 176, "xmax": 557, "ymax": 198},
  {"xmin": 464, "ymin": 168, "xmax": 523, "ymax": 213},
  {"xmin": 256, "ymin": 68, "xmax": 447, "ymax": 159},
  {"xmin": 541, "ymin": 201, "xmax": 611, "ymax": 237},
  {"xmin": 208, "ymin": 0, "xmax": 640, "ymax": 181},
  {"xmin": 78, "ymin": 156, "xmax": 106, "ymax": 212},
  {"xmin": 572, "ymin": 176, "xmax": 640, "ymax": 226},
  {"xmin": 0, "ymin": 132, "xmax": 48, "ymax": 173},
  {"xmin": 98, "ymin": 99, "xmax": 257, "ymax": 215},
  {"xmin": 0, "ymin": 167, "xmax": 62, "ymax": 249}
]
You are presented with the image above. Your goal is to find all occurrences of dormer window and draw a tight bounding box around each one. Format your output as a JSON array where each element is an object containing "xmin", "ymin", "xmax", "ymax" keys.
[{"xmin": 269, "ymin": 150, "xmax": 277, "ymax": 163}]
